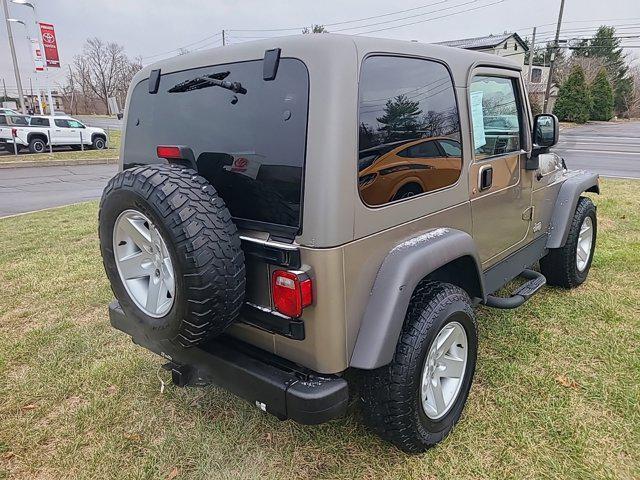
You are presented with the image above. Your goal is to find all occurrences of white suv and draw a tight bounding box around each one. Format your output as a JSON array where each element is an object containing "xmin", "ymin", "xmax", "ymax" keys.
[{"xmin": 0, "ymin": 115, "xmax": 107, "ymax": 153}]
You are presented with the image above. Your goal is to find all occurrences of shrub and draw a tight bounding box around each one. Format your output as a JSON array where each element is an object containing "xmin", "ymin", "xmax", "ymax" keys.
[
  {"xmin": 554, "ymin": 65, "xmax": 591, "ymax": 123},
  {"xmin": 589, "ymin": 68, "xmax": 614, "ymax": 121}
]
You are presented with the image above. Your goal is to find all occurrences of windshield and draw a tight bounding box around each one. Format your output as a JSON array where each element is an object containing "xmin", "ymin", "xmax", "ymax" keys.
[{"xmin": 123, "ymin": 58, "xmax": 309, "ymax": 234}]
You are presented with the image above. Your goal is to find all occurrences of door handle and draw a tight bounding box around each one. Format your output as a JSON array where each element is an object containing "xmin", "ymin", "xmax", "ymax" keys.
[{"xmin": 479, "ymin": 165, "xmax": 493, "ymax": 191}]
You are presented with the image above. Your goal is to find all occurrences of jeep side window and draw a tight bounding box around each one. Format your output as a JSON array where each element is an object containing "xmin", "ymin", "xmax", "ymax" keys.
[
  {"xmin": 54, "ymin": 119, "xmax": 70, "ymax": 128},
  {"xmin": 469, "ymin": 76, "xmax": 522, "ymax": 159},
  {"xmin": 358, "ymin": 56, "xmax": 462, "ymax": 206}
]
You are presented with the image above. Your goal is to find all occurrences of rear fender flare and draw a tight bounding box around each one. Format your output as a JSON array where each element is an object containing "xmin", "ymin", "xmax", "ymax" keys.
[{"xmin": 350, "ymin": 228, "xmax": 484, "ymax": 370}]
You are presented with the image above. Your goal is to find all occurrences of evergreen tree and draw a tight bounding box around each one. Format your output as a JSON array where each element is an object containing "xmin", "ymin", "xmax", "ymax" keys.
[
  {"xmin": 553, "ymin": 65, "xmax": 591, "ymax": 123},
  {"xmin": 376, "ymin": 95, "xmax": 422, "ymax": 142},
  {"xmin": 589, "ymin": 68, "xmax": 614, "ymax": 121},
  {"xmin": 572, "ymin": 26, "xmax": 633, "ymax": 115}
]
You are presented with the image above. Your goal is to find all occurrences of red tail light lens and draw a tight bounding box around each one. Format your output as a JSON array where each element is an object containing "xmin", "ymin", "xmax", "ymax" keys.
[
  {"xmin": 156, "ymin": 145, "xmax": 182, "ymax": 159},
  {"xmin": 271, "ymin": 270, "xmax": 313, "ymax": 318}
]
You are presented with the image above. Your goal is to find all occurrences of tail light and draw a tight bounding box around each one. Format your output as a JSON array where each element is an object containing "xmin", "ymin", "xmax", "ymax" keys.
[
  {"xmin": 271, "ymin": 270, "xmax": 313, "ymax": 318},
  {"xmin": 156, "ymin": 145, "xmax": 182, "ymax": 159}
]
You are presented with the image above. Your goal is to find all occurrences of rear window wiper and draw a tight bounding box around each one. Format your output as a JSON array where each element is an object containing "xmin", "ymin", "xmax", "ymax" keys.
[{"xmin": 168, "ymin": 71, "xmax": 247, "ymax": 94}]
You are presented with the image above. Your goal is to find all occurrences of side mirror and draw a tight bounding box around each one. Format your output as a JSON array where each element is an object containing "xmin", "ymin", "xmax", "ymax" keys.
[{"xmin": 533, "ymin": 113, "xmax": 559, "ymax": 149}]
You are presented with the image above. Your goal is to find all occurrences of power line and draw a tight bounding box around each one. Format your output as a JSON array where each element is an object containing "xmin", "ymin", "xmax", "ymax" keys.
[
  {"xmin": 331, "ymin": 0, "xmax": 484, "ymax": 33},
  {"xmin": 354, "ymin": 0, "xmax": 505, "ymax": 35},
  {"xmin": 230, "ymin": 0, "xmax": 455, "ymax": 32}
]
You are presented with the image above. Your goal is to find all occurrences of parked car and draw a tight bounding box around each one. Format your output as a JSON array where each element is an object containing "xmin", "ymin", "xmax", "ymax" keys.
[
  {"xmin": 0, "ymin": 115, "xmax": 107, "ymax": 153},
  {"xmin": 99, "ymin": 34, "xmax": 599, "ymax": 453},
  {"xmin": 0, "ymin": 107, "xmax": 19, "ymax": 116}
]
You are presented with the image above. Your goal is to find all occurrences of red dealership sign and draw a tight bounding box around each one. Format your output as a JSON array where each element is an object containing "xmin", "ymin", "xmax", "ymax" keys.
[{"xmin": 39, "ymin": 22, "xmax": 61, "ymax": 68}]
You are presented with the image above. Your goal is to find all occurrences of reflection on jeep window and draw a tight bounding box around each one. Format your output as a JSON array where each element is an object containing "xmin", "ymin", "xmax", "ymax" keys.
[
  {"xmin": 470, "ymin": 76, "xmax": 522, "ymax": 159},
  {"xmin": 123, "ymin": 59, "xmax": 309, "ymax": 232},
  {"xmin": 358, "ymin": 56, "xmax": 462, "ymax": 206}
]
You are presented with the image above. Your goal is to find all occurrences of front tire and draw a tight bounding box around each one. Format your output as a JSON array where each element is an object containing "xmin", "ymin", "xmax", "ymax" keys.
[
  {"xmin": 540, "ymin": 196, "xmax": 596, "ymax": 288},
  {"xmin": 92, "ymin": 136, "xmax": 106, "ymax": 150},
  {"xmin": 360, "ymin": 282, "xmax": 478, "ymax": 453}
]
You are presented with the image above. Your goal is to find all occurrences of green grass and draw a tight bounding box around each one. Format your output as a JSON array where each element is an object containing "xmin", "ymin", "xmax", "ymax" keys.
[
  {"xmin": 0, "ymin": 129, "xmax": 120, "ymax": 164},
  {"xmin": 0, "ymin": 180, "xmax": 638, "ymax": 479}
]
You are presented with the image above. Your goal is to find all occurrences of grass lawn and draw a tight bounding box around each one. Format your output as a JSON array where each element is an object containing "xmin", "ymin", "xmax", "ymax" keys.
[
  {"xmin": 0, "ymin": 180, "xmax": 638, "ymax": 479},
  {"xmin": 0, "ymin": 130, "xmax": 120, "ymax": 164}
]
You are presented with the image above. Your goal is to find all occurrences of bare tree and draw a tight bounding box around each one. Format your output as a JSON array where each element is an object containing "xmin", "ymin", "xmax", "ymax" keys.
[{"xmin": 70, "ymin": 37, "xmax": 141, "ymax": 112}]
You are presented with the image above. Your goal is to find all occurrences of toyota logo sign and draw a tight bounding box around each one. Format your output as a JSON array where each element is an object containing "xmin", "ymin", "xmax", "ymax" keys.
[{"xmin": 42, "ymin": 32, "xmax": 55, "ymax": 44}]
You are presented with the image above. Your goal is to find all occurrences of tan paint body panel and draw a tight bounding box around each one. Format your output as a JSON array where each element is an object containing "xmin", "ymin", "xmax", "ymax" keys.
[{"xmin": 123, "ymin": 35, "xmax": 566, "ymax": 374}]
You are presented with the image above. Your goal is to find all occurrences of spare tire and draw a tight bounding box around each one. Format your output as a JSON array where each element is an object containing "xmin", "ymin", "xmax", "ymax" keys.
[{"xmin": 99, "ymin": 164, "xmax": 245, "ymax": 347}]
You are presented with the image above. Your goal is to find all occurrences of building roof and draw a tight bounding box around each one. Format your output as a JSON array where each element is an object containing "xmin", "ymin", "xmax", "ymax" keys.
[{"xmin": 437, "ymin": 32, "xmax": 528, "ymax": 51}]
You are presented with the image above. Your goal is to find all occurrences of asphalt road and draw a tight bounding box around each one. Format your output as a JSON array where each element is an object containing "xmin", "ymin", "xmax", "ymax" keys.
[
  {"xmin": 553, "ymin": 121, "xmax": 640, "ymax": 179},
  {"xmin": 0, "ymin": 164, "xmax": 117, "ymax": 218}
]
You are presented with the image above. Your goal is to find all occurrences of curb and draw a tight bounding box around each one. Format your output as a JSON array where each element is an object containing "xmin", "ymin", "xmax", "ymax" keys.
[{"xmin": 0, "ymin": 157, "xmax": 118, "ymax": 169}]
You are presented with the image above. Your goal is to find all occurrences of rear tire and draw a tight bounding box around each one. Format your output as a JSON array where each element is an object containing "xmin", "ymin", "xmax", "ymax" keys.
[
  {"xmin": 99, "ymin": 165, "xmax": 246, "ymax": 347},
  {"xmin": 360, "ymin": 282, "xmax": 477, "ymax": 453},
  {"xmin": 28, "ymin": 137, "xmax": 47, "ymax": 154},
  {"xmin": 540, "ymin": 196, "xmax": 596, "ymax": 288}
]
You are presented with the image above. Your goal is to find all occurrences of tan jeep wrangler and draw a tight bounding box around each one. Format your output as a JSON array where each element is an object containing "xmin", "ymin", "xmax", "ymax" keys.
[{"xmin": 99, "ymin": 34, "xmax": 599, "ymax": 453}]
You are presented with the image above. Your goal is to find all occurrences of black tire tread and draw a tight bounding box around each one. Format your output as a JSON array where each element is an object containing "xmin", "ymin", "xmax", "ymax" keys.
[
  {"xmin": 540, "ymin": 196, "xmax": 596, "ymax": 288},
  {"xmin": 360, "ymin": 281, "xmax": 476, "ymax": 453},
  {"xmin": 99, "ymin": 164, "xmax": 245, "ymax": 347}
]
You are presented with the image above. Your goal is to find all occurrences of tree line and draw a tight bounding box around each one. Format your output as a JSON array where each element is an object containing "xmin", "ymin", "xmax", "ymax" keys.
[{"xmin": 528, "ymin": 26, "xmax": 635, "ymax": 123}]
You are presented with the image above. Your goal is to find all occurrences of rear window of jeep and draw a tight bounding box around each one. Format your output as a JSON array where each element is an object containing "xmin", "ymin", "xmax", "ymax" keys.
[
  {"xmin": 123, "ymin": 58, "xmax": 309, "ymax": 234},
  {"xmin": 358, "ymin": 56, "xmax": 462, "ymax": 206}
]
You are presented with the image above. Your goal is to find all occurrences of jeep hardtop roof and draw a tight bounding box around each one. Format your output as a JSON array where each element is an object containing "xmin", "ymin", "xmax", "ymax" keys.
[{"xmin": 122, "ymin": 34, "xmax": 523, "ymax": 248}]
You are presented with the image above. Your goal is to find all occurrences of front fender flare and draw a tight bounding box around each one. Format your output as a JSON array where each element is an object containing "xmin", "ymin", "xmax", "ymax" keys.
[
  {"xmin": 350, "ymin": 228, "xmax": 484, "ymax": 370},
  {"xmin": 547, "ymin": 171, "xmax": 599, "ymax": 249}
]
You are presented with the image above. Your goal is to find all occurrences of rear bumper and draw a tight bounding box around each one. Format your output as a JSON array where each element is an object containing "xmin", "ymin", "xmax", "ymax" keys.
[{"xmin": 109, "ymin": 301, "xmax": 348, "ymax": 424}]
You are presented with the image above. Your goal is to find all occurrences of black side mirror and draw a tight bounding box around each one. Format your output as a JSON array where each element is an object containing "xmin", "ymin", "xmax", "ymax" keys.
[
  {"xmin": 533, "ymin": 113, "xmax": 559, "ymax": 149},
  {"xmin": 527, "ymin": 114, "xmax": 559, "ymax": 170}
]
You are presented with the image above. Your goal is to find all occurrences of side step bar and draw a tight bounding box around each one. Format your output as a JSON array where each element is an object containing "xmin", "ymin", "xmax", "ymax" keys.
[{"xmin": 484, "ymin": 269, "xmax": 546, "ymax": 310}]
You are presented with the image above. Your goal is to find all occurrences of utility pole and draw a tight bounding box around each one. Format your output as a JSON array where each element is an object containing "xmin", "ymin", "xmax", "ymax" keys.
[
  {"xmin": 528, "ymin": 26, "xmax": 537, "ymax": 83},
  {"xmin": 543, "ymin": 0, "xmax": 565, "ymax": 113},
  {"xmin": 2, "ymin": 77, "xmax": 7, "ymax": 99},
  {"xmin": 222, "ymin": 29, "xmax": 226, "ymax": 46},
  {"xmin": 1, "ymin": 0, "xmax": 27, "ymax": 113}
]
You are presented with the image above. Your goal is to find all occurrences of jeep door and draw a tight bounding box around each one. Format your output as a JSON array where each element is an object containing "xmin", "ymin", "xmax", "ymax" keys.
[{"xmin": 467, "ymin": 68, "xmax": 533, "ymax": 266}]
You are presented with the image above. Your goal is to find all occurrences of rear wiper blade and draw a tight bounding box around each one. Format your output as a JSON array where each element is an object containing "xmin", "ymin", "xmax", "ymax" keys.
[{"xmin": 168, "ymin": 71, "xmax": 247, "ymax": 94}]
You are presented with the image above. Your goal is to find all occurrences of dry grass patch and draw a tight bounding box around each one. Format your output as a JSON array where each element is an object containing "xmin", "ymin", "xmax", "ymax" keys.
[{"xmin": 0, "ymin": 180, "xmax": 639, "ymax": 479}]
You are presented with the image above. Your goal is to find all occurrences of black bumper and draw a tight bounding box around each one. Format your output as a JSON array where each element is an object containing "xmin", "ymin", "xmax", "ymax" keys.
[{"xmin": 109, "ymin": 301, "xmax": 348, "ymax": 424}]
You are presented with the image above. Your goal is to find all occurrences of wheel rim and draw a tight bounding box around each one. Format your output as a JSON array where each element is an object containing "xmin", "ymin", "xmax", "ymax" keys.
[
  {"xmin": 34, "ymin": 141, "xmax": 44, "ymax": 152},
  {"xmin": 420, "ymin": 321, "xmax": 468, "ymax": 420},
  {"xmin": 576, "ymin": 216, "xmax": 594, "ymax": 272},
  {"xmin": 113, "ymin": 209, "xmax": 175, "ymax": 317},
  {"xmin": 96, "ymin": 139, "xmax": 105, "ymax": 149}
]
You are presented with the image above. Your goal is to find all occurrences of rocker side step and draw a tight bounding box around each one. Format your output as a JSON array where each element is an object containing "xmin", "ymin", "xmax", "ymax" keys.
[{"xmin": 484, "ymin": 269, "xmax": 546, "ymax": 310}]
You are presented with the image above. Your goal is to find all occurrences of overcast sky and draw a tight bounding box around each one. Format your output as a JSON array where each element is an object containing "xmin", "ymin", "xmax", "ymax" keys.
[{"xmin": 1, "ymin": 0, "xmax": 639, "ymax": 95}]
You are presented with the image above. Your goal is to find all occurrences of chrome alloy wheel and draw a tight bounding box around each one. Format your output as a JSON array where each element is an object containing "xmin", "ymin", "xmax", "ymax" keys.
[
  {"xmin": 420, "ymin": 321, "xmax": 468, "ymax": 420},
  {"xmin": 576, "ymin": 216, "xmax": 594, "ymax": 272},
  {"xmin": 113, "ymin": 209, "xmax": 175, "ymax": 317}
]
